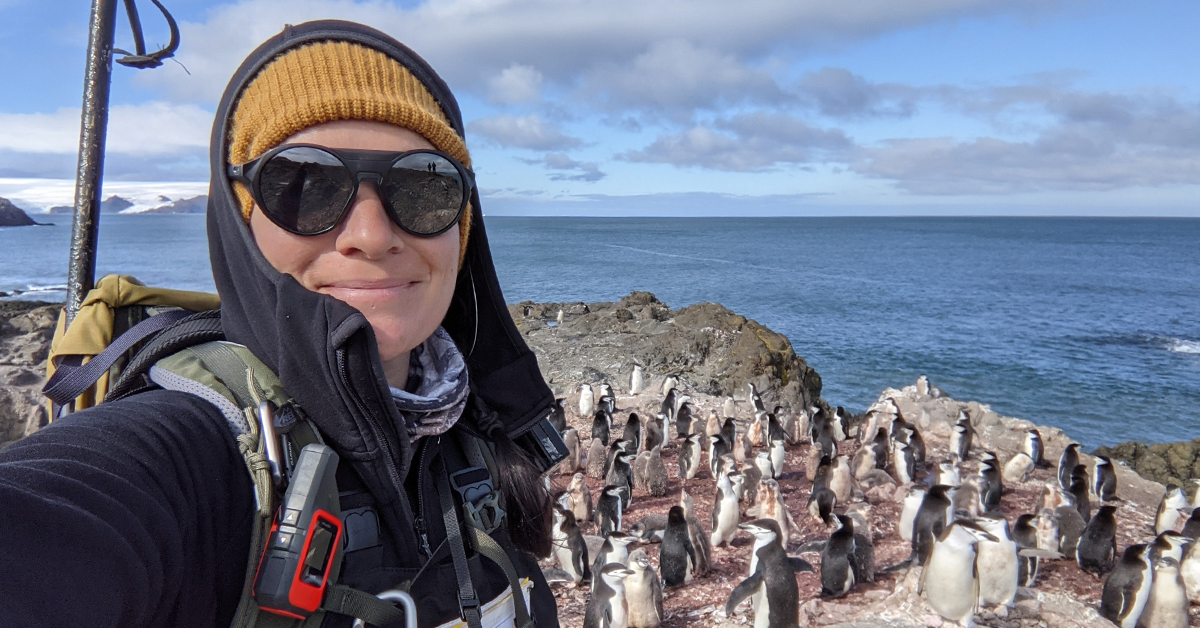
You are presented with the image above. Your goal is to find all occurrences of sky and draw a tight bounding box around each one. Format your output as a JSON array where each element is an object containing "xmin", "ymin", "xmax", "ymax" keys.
[{"xmin": 1, "ymin": 0, "xmax": 1198, "ymax": 216}]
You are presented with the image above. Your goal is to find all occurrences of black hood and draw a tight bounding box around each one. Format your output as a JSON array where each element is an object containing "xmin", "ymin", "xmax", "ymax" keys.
[{"xmin": 206, "ymin": 20, "xmax": 553, "ymax": 483}]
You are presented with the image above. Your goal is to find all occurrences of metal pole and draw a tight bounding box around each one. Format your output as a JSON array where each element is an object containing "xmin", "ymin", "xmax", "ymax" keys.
[{"xmin": 65, "ymin": 0, "xmax": 119, "ymax": 326}]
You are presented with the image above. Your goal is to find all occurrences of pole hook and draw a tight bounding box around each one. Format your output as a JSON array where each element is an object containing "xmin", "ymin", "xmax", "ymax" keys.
[{"xmin": 114, "ymin": 0, "xmax": 179, "ymax": 69}]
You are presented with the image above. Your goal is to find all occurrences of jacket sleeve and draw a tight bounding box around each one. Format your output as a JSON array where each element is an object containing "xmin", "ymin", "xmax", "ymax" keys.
[{"xmin": 0, "ymin": 389, "xmax": 255, "ymax": 628}]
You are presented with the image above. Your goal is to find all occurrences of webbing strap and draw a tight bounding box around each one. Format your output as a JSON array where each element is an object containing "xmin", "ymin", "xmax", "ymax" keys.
[
  {"xmin": 468, "ymin": 529, "xmax": 533, "ymax": 628},
  {"xmin": 433, "ymin": 453, "xmax": 483, "ymax": 628},
  {"xmin": 42, "ymin": 309, "xmax": 192, "ymax": 405},
  {"xmin": 322, "ymin": 584, "xmax": 407, "ymax": 627}
]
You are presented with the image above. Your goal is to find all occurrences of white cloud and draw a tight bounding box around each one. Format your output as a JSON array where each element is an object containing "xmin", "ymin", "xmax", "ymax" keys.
[
  {"xmin": 0, "ymin": 102, "xmax": 212, "ymax": 155},
  {"xmin": 487, "ymin": 64, "xmax": 544, "ymax": 104},
  {"xmin": 623, "ymin": 113, "xmax": 851, "ymax": 171},
  {"xmin": 467, "ymin": 114, "xmax": 583, "ymax": 150}
]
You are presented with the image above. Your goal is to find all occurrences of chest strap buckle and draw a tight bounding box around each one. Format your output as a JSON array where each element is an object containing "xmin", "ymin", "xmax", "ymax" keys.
[{"xmin": 449, "ymin": 467, "xmax": 505, "ymax": 534}]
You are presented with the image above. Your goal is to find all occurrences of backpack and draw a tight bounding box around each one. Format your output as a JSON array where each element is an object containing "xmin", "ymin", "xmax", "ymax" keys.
[{"xmin": 42, "ymin": 274, "xmax": 533, "ymax": 628}]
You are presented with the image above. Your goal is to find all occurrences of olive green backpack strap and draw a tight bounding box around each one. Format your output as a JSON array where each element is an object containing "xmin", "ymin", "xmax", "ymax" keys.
[{"xmin": 151, "ymin": 341, "xmax": 330, "ymax": 628}]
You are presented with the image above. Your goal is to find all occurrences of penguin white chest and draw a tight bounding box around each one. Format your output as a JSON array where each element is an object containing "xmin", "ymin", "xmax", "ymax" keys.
[
  {"xmin": 924, "ymin": 544, "xmax": 978, "ymax": 622},
  {"xmin": 976, "ymin": 538, "xmax": 1018, "ymax": 606}
]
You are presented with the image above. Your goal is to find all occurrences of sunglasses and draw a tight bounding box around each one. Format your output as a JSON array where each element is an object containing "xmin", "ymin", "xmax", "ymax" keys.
[{"xmin": 228, "ymin": 144, "xmax": 475, "ymax": 237}]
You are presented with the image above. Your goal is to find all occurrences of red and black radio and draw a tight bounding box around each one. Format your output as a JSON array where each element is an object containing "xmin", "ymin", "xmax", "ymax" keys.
[{"xmin": 253, "ymin": 443, "xmax": 344, "ymax": 619}]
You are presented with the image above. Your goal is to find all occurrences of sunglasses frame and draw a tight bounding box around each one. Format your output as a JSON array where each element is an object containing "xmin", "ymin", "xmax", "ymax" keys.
[{"xmin": 227, "ymin": 143, "xmax": 475, "ymax": 237}]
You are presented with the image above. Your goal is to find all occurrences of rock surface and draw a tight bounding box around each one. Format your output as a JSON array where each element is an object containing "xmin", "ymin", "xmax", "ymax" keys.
[
  {"xmin": 0, "ymin": 197, "xmax": 42, "ymax": 227},
  {"xmin": 0, "ymin": 300, "xmax": 55, "ymax": 445},
  {"xmin": 1094, "ymin": 438, "xmax": 1200, "ymax": 487}
]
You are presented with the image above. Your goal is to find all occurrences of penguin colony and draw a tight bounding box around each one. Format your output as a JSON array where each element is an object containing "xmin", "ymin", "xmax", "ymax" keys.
[{"xmin": 543, "ymin": 375, "xmax": 1197, "ymax": 628}]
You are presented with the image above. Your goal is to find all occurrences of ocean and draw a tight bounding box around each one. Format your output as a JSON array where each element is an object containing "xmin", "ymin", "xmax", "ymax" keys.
[{"xmin": 2, "ymin": 214, "xmax": 1197, "ymax": 449}]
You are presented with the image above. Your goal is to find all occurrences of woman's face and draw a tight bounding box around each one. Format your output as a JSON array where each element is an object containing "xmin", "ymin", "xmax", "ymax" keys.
[{"xmin": 249, "ymin": 119, "xmax": 461, "ymax": 364}]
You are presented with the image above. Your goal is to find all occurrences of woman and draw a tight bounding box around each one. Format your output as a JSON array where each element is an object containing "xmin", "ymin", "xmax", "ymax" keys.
[{"xmin": 0, "ymin": 20, "xmax": 559, "ymax": 628}]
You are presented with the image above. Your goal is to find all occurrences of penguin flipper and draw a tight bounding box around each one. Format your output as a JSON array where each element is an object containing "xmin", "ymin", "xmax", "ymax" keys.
[
  {"xmin": 788, "ymin": 557, "xmax": 815, "ymax": 574},
  {"xmin": 725, "ymin": 572, "xmax": 764, "ymax": 616}
]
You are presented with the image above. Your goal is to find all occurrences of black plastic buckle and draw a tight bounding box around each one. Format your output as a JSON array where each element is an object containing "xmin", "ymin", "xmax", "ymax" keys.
[
  {"xmin": 450, "ymin": 467, "xmax": 506, "ymax": 533},
  {"xmin": 459, "ymin": 594, "xmax": 481, "ymax": 619}
]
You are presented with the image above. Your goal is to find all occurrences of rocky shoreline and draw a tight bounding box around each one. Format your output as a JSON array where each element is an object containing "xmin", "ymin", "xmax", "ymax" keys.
[{"xmin": 1, "ymin": 293, "xmax": 1197, "ymax": 627}]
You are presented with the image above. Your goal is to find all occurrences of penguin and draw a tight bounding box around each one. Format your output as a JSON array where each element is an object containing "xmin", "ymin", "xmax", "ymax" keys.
[
  {"xmin": 628, "ymin": 514, "xmax": 667, "ymax": 544},
  {"xmin": 831, "ymin": 406, "xmax": 849, "ymax": 442},
  {"xmin": 1068, "ymin": 463, "xmax": 1091, "ymax": 522},
  {"xmin": 725, "ymin": 519, "xmax": 812, "ymax": 628},
  {"xmin": 754, "ymin": 450, "xmax": 775, "ymax": 481},
  {"xmin": 632, "ymin": 450, "xmax": 650, "ymax": 492},
  {"xmin": 920, "ymin": 520, "xmax": 998, "ymax": 626},
  {"xmin": 623, "ymin": 550, "xmax": 662, "ymax": 628},
  {"xmin": 587, "ymin": 437, "xmax": 608, "ymax": 479},
  {"xmin": 975, "ymin": 515, "xmax": 1018, "ymax": 608},
  {"xmin": 660, "ymin": 377, "xmax": 677, "ymax": 396},
  {"xmin": 643, "ymin": 445, "xmax": 667, "ymax": 497},
  {"xmin": 556, "ymin": 309, "xmax": 564, "ymax": 326},
  {"xmin": 937, "ymin": 460, "xmax": 960, "ymax": 488},
  {"xmin": 807, "ymin": 486, "xmax": 836, "ymax": 526},
  {"xmin": 747, "ymin": 412, "xmax": 766, "ymax": 448},
  {"xmin": 642, "ymin": 417, "xmax": 663, "ymax": 454},
  {"xmin": 870, "ymin": 428, "xmax": 889, "ymax": 470},
  {"xmin": 906, "ymin": 425, "xmax": 926, "ymax": 471},
  {"xmin": 678, "ymin": 490, "xmax": 712, "ymax": 576},
  {"xmin": 622, "ymin": 413, "xmax": 642, "ymax": 454},
  {"xmin": 978, "ymin": 456, "xmax": 1002, "ymax": 513},
  {"xmin": 1181, "ymin": 508, "xmax": 1200, "ymax": 541},
  {"xmin": 1093, "ymin": 455, "xmax": 1117, "ymax": 501},
  {"xmin": 1056, "ymin": 500, "xmax": 1088, "ymax": 560},
  {"xmin": 606, "ymin": 450, "xmax": 636, "ymax": 510},
  {"xmin": 567, "ymin": 472, "xmax": 592, "ymax": 523},
  {"xmin": 1013, "ymin": 513, "xmax": 1040, "ymax": 587},
  {"xmin": 598, "ymin": 383, "xmax": 616, "ymax": 413},
  {"xmin": 660, "ymin": 388, "xmax": 678, "ymax": 425},
  {"xmin": 916, "ymin": 375, "xmax": 930, "ymax": 397},
  {"xmin": 1156, "ymin": 484, "xmax": 1189, "ymax": 535},
  {"xmin": 911, "ymin": 485, "xmax": 954, "ymax": 565},
  {"xmin": 768, "ymin": 437, "xmax": 786, "ymax": 479},
  {"xmin": 710, "ymin": 473, "xmax": 741, "ymax": 548},
  {"xmin": 851, "ymin": 445, "xmax": 877, "ymax": 481},
  {"xmin": 845, "ymin": 505, "xmax": 876, "ymax": 584},
  {"xmin": 555, "ymin": 427, "xmax": 581, "ymax": 476},
  {"xmin": 813, "ymin": 420, "xmax": 836, "ymax": 459},
  {"xmin": 720, "ymin": 418, "xmax": 738, "ymax": 451},
  {"xmin": 674, "ymin": 402, "xmax": 693, "ymax": 440},
  {"xmin": 630, "ymin": 366, "xmax": 644, "ymax": 396},
  {"xmin": 740, "ymin": 460, "xmax": 763, "ymax": 506},
  {"xmin": 899, "ymin": 487, "xmax": 926, "ymax": 543},
  {"xmin": 767, "ymin": 412, "xmax": 787, "ymax": 443},
  {"xmin": 1182, "ymin": 536, "xmax": 1200, "ymax": 605},
  {"xmin": 549, "ymin": 398, "xmax": 567, "ymax": 434},
  {"xmin": 821, "ymin": 514, "xmax": 857, "ymax": 598},
  {"xmin": 583, "ymin": 563, "xmax": 633, "ymax": 628},
  {"xmin": 785, "ymin": 408, "xmax": 807, "ymax": 446},
  {"xmin": 579, "ymin": 383, "xmax": 595, "ymax": 418},
  {"xmin": 705, "ymin": 409, "xmax": 722, "ymax": 442},
  {"xmin": 709, "ymin": 436, "xmax": 730, "ymax": 480},
  {"xmin": 1022, "ymin": 428, "xmax": 1049, "ymax": 468},
  {"xmin": 1150, "ymin": 531, "xmax": 1188, "ymax": 564},
  {"xmin": 678, "ymin": 433, "xmax": 702, "ymax": 480},
  {"xmin": 829, "ymin": 455, "xmax": 853, "ymax": 505},
  {"xmin": 1141, "ymin": 557, "xmax": 1189, "ymax": 628},
  {"xmin": 660, "ymin": 506, "xmax": 697, "ymax": 588},
  {"xmin": 603, "ymin": 438, "xmax": 628, "ymax": 482},
  {"xmin": 1036, "ymin": 507, "xmax": 1060, "ymax": 554},
  {"xmin": 723, "ymin": 396, "xmax": 737, "ymax": 419},
  {"xmin": 595, "ymin": 485, "xmax": 624, "ymax": 536},
  {"xmin": 728, "ymin": 472, "xmax": 747, "ymax": 508},
  {"xmin": 747, "ymin": 382, "xmax": 765, "ymax": 413},
  {"xmin": 894, "ymin": 442, "xmax": 916, "ymax": 484},
  {"xmin": 949, "ymin": 422, "xmax": 971, "ymax": 463},
  {"xmin": 1101, "ymin": 543, "xmax": 1154, "ymax": 628},
  {"xmin": 1077, "ymin": 504, "xmax": 1118, "ymax": 575},
  {"xmin": 552, "ymin": 505, "xmax": 590, "ymax": 585},
  {"xmin": 1190, "ymin": 479, "xmax": 1200, "ymax": 509},
  {"xmin": 1002, "ymin": 452, "xmax": 1034, "ymax": 484},
  {"xmin": 1057, "ymin": 443, "xmax": 1080, "ymax": 490},
  {"xmin": 592, "ymin": 409, "xmax": 612, "ymax": 446},
  {"xmin": 591, "ymin": 532, "xmax": 637, "ymax": 591}
]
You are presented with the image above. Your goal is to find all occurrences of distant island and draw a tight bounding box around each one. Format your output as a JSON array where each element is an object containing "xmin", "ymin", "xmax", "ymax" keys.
[
  {"xmin": 44, "ymin": 194, "xmax": 208, "ymax": 215},
  {"xmin": 0, "ymin": 197, "xmax": 48, "ymax": 227}
]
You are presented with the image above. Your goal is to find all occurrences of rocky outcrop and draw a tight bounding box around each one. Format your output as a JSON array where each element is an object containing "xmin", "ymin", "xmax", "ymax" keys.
[
  {"xmin": 510, "ymin": 291, "xmax": 822, "ymax": 415},
  {"xmin": 1094, "ymin": 438, "xmax": 1200, "ymax": 487},
  {"xmin": 0, "ymin": 301, "xmax": 55, "ymax": 446},
  {"xmin": 143, "ymin": 195, "xmax": 207, "ymax": 214},
  {"xmin": 0, "ymin": 197, "xmax": 43, "ymax": 227}
]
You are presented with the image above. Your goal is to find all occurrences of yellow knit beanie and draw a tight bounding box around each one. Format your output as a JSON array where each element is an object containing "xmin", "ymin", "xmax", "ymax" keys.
[{"xmin": 227, "ymin": 40, "xmax": 472, "ymax": 266}]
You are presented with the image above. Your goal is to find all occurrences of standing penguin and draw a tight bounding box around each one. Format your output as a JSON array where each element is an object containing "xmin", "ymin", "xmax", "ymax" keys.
[
  {"xmin": 1013, "ymin": 513, "xmax": 1040, "ymax": 587},
  {"xmin": 899, "ymin": 487, "xmax": 927, "ymax": 542},
  {"xmin": 1101, "ymin": 543, "xmax": 1154, "ymax": 628},
  {"xmin": 678, "ymin": 434, "xmax": 702, "ymax": 480},
  {"xmin": 592, "ymin": 410, "xmax": 612, "ymax": 446},
  {"xmin": 596, "ymin": 485, "xmax": 624, "ymax": 536},
  {"xmin": 1093, "ymin": 456, "xmax": 1118, "ymax": 501},
  {"xmin": 579, "ymin": 383, "xmax": 595, "ymax": 418},
  {"xmin": 821, "ymin": 514, "xmax": 857, "ymax": 598},
  {"xmin": 607, "ymin": 449, "xmax": 636, "ymax": 510},
  {"xmin": 768, "ymin": 437, "xmax": 786, "ymax": 479},
  {"xmin": 548, "ymin": 398, "xmax": 567, "ymax": 434},
  {"xmin": 661, "ymin": 377, "xmax": 678, "ymax": 396},
  {"xmin": 911, "ymin": 485, "xmax": 954, "ymax": 565},
  {"xmin": 723, "ymin": 396, "xmax": 737, "ymax": 419},
  {"xmin": 894, "ymin": 441, "xmax": 916, "ymax": 484},
  {"xmin": 1002, "ymin": 452, "xmax": 1034, "ymax": 484},
  {"xmin": 978, "ymin": 456, "xmax": 1003, "ymax": 513},
  {"xmin": 936, "ymin": 460, "xmax": 961, "ymax": 488},
  {"xmin": 1156, "ymin": 485, "xmax": 1189, "ymax": 535},
  {"xmin": 587, "ymin": 437, "xmax": 609, "ymax": 479},
  {"xmin": 975, "ymin": 515, "xmax": 1019, "ymax": 608},
  {"xmin": 870, "ymin": 428, "xmax": 889, "ymax": 470},
  {"xmin": 1181, "ymin": 538, "xmax": 1200, "ymax": 606},
  {"xmin": 829, "ymin": 455, "xmax": 853, "ymax": 505},
  {"xmin": 622, "ymin": 413, "xmax": 642, "ymax": 454},
  {"xmin": 1057, "ymin": 443, "xmax": 1081, "ymax": 490},
  {"xmin": 1068, "ymin": 464, "xmax": 1092, "ymax": 523},
  {"xmin": 709, "ymin": 436, "xmax": 730, "ymax": 480},
  {"xmin": 949, "ymin": 422, "xmax": 972, "ymax": 463},
  {"xmin": 644, "ymin": 445, "xmax": 668, "ymax": 497},
  {"xmin": 567, "ymin": 472, "xmax": 592, "ymax": 523},
  {"xmin": 747, "ymin": 382, "xmax": 766, "ymax": 413},
  {"xmin": 1141, "ymin": 557, "xmax": 1189, "ymax": 628},
  {"xmin": 921, "ymin": 520, "xmax": 999, "ymax": 627},
  {"xmin": 711, "ymin": 473, "xmax": 741, "ymax": 548},
  {"xmin": 623, "ymin": 550, "xmax": 662, "ymax": 628},
  {"xmin": 674, "ymin": 402, "xmax": 693, "ymax": 440},
  {"xmin": 1024, "ymin": 428, "xmax": 1049, "ymax": 468},
  {"xmin": 552, "ymin": 505, "xmax": 591, "ymax": 586},
  {"xmin": 754, "ymin": 450, "xmax": 775, "ymax": 481},
  {"xmin": 584, "ymin": 563, "xmax": 634, "ymax": 628},
  {"xmin": 630, "ymin": 366, "xmax": 644, "ymax": 396},
  {"xmin": 1078, "ymin": 504, "xmax": 1119, "ymax": 575},
  {"xmin": 679, "ymin": 490, "xmax": 712, "ymax": 576},
  {"xmin": 726, "ymin": 519, "xmax": 813, "ymax": 628},
  {"xmin": 660, "ymin": 506, "xmax": 697, "ymax": 588},
  {"xmin": 592, "ymin": 532, "xmax": 637, "ymax": 591},
  {"xmin": 555, "ymin": 427, "xmax": 581, "ymax": 476}
]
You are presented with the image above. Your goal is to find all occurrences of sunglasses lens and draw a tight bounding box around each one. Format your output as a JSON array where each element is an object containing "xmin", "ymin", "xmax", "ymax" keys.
[
  {"xmin": 258, "ymin": 147, "xmax": 355, "ymax": 234},
  {"xmin": 379, "ymin": 153, "xmax": 467, "ymax": 235}
]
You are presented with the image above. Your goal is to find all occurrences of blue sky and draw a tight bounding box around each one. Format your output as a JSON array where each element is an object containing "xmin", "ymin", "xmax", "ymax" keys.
[{"xmin": 1, "ymin": 0, "xmax": 1198, "ymax": 215}]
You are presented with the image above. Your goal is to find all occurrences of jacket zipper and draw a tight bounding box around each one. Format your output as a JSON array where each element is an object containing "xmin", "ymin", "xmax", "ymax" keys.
[{"xmin": 414, "ymin": 436, "xmax": 434, "ymax": 557}]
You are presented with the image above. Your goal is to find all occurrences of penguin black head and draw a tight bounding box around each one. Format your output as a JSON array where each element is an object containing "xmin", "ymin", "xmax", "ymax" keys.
[
  {"xmin": 739, "ymin": 518, "xmax": 782, "ymax": 542},
  {"xmin": 667, "ymin": 505, "xmax": 687, "ymax": 526}
]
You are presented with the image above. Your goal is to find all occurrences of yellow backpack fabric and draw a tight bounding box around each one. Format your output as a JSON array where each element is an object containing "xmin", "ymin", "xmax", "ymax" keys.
[{"xmin": 44, "ymin": 274, "xmax": 220, "ymax": 413}]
